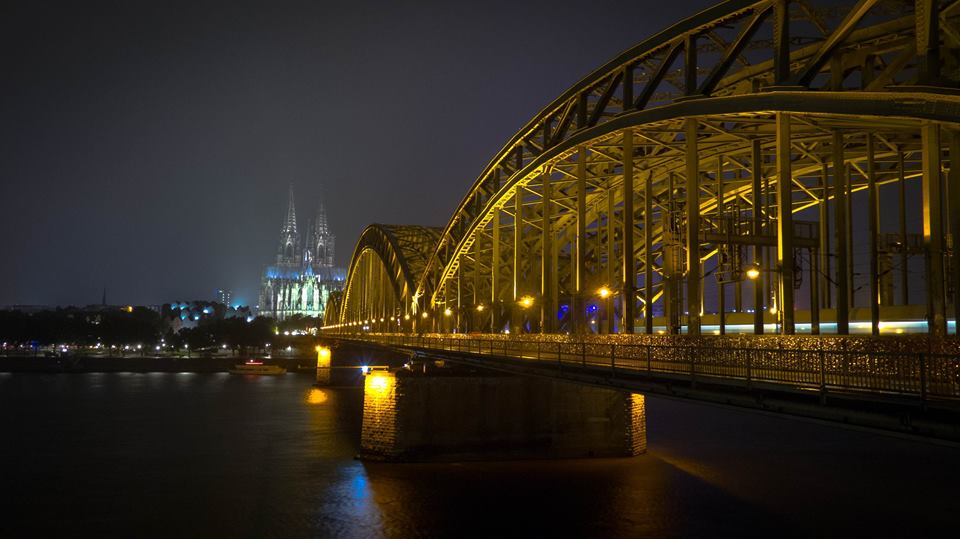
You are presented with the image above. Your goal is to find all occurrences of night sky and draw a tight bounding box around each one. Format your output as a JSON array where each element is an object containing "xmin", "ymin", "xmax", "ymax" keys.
[{"xmin": 0, "ymin": 0, "xmax": 714, "ymax": 307}]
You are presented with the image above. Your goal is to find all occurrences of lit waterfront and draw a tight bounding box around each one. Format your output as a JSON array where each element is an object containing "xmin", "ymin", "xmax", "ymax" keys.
[{"xmin": 1, "ymin": 372, "xmax": 955, "ymax": 537}]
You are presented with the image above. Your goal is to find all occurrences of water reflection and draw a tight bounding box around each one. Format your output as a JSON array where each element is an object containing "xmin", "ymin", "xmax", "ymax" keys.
[
  {"xmin": 307, "ymin": 387, "xmax": 328, "ymax": 404},
  {"xmin": 312, "ymin": 462, "xmax": 384, "ymax": 538},
  {"xmin": 1, "ymin": 372, "xmax": 956, "ymax": 538}
]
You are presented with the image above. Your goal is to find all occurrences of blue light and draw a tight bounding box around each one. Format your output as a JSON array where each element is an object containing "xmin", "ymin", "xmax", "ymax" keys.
[{"xmin": 587, "ymin": 304, "xmax": 598, "ymax": 313}]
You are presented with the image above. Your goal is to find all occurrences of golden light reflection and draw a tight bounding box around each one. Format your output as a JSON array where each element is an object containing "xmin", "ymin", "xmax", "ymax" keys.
[{"xmin": 307, "ymin": 388, "xmax": 328, "ymax": 404}]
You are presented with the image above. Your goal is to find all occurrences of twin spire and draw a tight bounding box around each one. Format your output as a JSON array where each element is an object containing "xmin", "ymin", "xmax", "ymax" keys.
[{"xmin": 277, "ymin": 184, "xmax": 335, "ymax": 268}]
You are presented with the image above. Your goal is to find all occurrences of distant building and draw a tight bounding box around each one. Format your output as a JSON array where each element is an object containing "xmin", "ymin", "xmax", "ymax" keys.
[
  {"xmin": 162, "ymin": 301, "xmax": 252, "ymax": 331},
  {"xmin": 216, "ymin": 288, "xmax": 232, "ymax": 306},
  {"xmin": 258, "ymin": 186, "xmax": 345, "ymax": 320}
]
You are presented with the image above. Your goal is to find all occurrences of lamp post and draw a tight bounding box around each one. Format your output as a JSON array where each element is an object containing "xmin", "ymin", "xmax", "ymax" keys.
[
  {"xmin": 744, "ymin": 263, "xmax": 783, "ymax": 334},
  {"xmin": 518, "ymin": 295, "xmax": 534, "ymax": 334},
  {"xmin": 597, "ymin": 286, "xmax": 613, "ymax": 334}
]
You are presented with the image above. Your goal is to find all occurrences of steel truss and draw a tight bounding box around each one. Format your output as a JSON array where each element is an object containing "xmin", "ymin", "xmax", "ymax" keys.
[{"xmin": 333, "ymin": 0, "xmax": 960, "ymax": 337}]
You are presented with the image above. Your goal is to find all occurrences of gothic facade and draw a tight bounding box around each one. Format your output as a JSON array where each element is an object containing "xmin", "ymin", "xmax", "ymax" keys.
[{"xmin": 258, "ymin": 186, "xmax": 345, "ymax": 320}]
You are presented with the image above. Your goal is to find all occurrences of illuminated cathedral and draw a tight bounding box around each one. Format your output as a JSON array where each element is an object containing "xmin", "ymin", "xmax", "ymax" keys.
[{"xmin": 258, "ymin": 186, "xmax": 345, "ymax": 320}]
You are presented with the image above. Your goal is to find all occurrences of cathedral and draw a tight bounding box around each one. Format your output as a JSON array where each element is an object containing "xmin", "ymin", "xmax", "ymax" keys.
[{"xmin": 258, "ymin": 186, "xmax": 345, "ymax": 320}]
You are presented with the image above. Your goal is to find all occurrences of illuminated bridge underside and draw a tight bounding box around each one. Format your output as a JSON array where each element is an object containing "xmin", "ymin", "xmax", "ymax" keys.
[{"xmin": 335, "ymin": 0, "xmax": 960, "ymax": 338}]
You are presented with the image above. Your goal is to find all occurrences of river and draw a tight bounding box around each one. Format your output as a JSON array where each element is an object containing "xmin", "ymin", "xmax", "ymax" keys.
[{"xmin": 0, "ymin": 372, "xmax": 955, "ymax": 538}]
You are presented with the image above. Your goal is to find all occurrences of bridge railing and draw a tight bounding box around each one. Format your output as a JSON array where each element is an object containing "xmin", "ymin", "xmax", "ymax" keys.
[{"xmin": 340, "ymin": 333, "xmax": 960, "ymax": 402}]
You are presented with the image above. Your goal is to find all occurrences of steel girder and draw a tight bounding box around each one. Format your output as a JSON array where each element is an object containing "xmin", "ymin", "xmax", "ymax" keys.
[
  {"xmin": 337, "ymin": 0, "xmax": 960, "ymax": 336},
  {"xmin": 337, "ymin": 225, "xmax": 441, "ymax": 327}
]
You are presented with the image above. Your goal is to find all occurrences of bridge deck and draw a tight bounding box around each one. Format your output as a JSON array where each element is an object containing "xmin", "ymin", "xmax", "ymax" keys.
[{"xmin": 330, "ymin": 333, "xmax": 960, "ymax": 442}]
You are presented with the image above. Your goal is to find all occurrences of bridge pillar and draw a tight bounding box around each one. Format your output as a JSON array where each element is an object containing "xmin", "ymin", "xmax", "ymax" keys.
[
  {"xmin": 644, "ymin": 168, "xmax": 654, "ymax": 334},
  {"xmin": 574, "ymin": 146, "xmax": 588, "ymax": 334},
  {"xmin": 315, "ymin": 345, "xmax": 331, "ymax": 385},
  {"xmin": 512, "ymin": 186, "xmax": 524, "ymax": 334},
  {"xmin": 492, "ymin": 207, "xmax": 503, "ymax": 332},
  {"xmin": 751, "ymin": 140, "xmax": 764, "ymax": 334},
  {"xmin": 622, "ymin": 129, "xmax": 636, "ymax": 334},
  {"xmin": 922, "ymin": 123, "xmax": 947, "ymax": 336},
  {"xmin": 685, "ymin": 118, "xmax": 701, "ymax": 335},
  {"xmin": 541, "ymin": 167, "xmax": 555, "ymax": 333},
  {"xmin": 950, "ymin": 133, "xmax": 960, "ymax": 332},
  {"xmin": 867, "ymin": 134, "xmax": 880, "ymax": 336},
  {"xmin": 359, "ymin": 369, "xmax": 646, "ymax": 461},
  {"xmin": 833, "ymin": 130, "xmax": 850, "ymax": 335},
  {"xmin": 775, "ymin": 113, "xmax": 795, "ymax": 334}
]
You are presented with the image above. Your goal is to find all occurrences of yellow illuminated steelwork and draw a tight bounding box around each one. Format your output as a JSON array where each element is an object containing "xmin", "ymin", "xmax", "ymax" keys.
[{"xmin": 330, "ymin": 2, "xmax": 954, "ymax": 338}]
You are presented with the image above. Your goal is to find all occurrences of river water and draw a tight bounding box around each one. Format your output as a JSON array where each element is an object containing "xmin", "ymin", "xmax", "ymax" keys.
[{"xmin": 0, "ymin": 372, "xmax": 956, "ymax": 538}]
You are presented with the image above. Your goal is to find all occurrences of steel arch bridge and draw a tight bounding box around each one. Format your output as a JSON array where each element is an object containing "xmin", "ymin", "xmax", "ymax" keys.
[{"xmin": 330, "ymin": 0, "xmax": 960, "ymax": 338}]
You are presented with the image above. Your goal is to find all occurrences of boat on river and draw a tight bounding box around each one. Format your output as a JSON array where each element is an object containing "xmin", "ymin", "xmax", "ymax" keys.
[{"xmin": 229, "ymin": 360, "xmax": 286, "ymax": 375}]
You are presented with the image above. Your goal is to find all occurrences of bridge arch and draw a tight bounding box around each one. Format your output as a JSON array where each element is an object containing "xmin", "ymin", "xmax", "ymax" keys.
[
  {"xmin": 335, "ymin": 224, "xmax": 442, "ymax": 330},
  {"xmin": 335, "ymin": 0, "xmax": 960, "ymax": 337}
]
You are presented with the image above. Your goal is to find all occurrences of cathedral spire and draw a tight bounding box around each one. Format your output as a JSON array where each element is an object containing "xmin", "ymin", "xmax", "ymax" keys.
[
  {"xmin": 312, "ymin": 192, "xmax": 335, "ymax": 268},
  {"xmin": 315, "ymin": 200, "xmax": 329, "ymax": 237},
  {"xmin": 282, "ymin": 183, "xmax": 297, "ymax": 236},
  {"xmin": 277, "ymin": 184, "xmax": 300, "ymax": 266}
]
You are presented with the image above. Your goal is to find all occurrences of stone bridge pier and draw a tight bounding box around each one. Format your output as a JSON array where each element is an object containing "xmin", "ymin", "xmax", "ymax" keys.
[{"xmin": 359, "ymin": 362, "xmax": 646, "ymax": 462}]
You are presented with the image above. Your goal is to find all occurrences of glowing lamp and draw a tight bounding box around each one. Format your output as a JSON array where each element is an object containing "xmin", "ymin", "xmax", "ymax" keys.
[
  {"xmin": 444, "ymin": 308, "xmax": 453, "ymax": 317},
  {"xmin": 597, "ymin": 287, "xmax": 611, "ymax": 299},
  {"xmin": 519, "ymin": 295, "xmax": 534, "ymax": 308},
  {"xmin": 476, "ymin": 304, "xmax": 485, "ymax": 312},
  {"xmin": 745, "ymin": 265, "xmax": 761, "ymax": 280}
]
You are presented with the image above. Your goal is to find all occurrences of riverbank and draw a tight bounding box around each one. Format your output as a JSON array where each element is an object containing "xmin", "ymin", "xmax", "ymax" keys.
[{"xmin": 0, "ymin": 356, "xmax": 317, "ymax": 373}]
